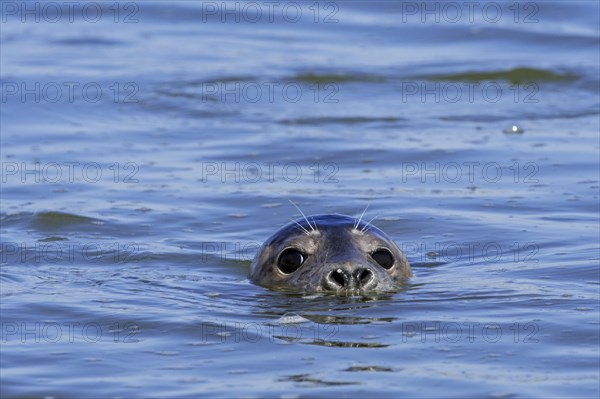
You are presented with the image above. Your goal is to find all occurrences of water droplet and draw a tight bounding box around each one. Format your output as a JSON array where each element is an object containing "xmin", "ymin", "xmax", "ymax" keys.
[{"xmin": 503, "ymin": 125, "xmax": 524, "ymax": 134}]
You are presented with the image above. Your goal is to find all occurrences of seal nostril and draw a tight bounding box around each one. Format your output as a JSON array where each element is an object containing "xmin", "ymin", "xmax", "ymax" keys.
[
  {"xmin": 330, "ymin": 269, "xmax": 346, "ymax": 287},
  {"xmin": 358, "ymin": 269, "xmax": 373, "ymax": 287}
]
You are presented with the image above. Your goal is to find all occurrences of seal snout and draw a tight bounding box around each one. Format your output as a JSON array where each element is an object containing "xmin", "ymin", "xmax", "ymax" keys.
[{"xmin": 325, "ymin": 267, "xmax": 376, "ymax": 291}]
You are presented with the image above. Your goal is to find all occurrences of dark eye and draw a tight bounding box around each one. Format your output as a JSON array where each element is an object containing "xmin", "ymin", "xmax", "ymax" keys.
[
  {"xmin": 371, "ymin": 249, "xmax": 394, "ymax": 270},
  {"xmin": 277, "ymin": 248, "xmax": 305, "ymax": 274}
]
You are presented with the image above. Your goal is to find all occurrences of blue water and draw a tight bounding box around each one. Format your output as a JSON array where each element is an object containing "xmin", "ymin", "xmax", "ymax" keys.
[{"xmin": 1, "ymin": 1, "xmax": 599, "ymax": 398}]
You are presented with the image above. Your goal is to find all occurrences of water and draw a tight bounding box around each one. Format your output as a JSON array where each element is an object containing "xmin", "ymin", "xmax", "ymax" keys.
[{"xmin": 1, "ymin": 1, "xmax": 599, "ymax": 397}]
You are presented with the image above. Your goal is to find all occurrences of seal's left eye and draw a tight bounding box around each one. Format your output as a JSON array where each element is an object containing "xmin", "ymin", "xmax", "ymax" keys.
[
  {"xmin": 277, "ymin": 249, "xmax": 305, "ymax": 274},
  {"xmin": 371, "ymin": 249, "xmax": 394, "ymax": 270}
]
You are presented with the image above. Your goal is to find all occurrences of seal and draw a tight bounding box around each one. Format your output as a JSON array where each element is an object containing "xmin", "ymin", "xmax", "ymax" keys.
[{"xmin": 250, "ymin": 213, "xmax": 412, "ymax": 294}]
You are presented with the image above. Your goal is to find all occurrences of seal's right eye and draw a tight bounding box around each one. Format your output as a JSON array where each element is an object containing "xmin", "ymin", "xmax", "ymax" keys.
[{"xmin": 277, "ymin": 248, "xmax": 305, "ymax": 274}]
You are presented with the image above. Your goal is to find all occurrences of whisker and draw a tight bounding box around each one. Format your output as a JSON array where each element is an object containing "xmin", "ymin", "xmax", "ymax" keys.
[
  {"xmin": 289, "ymin": 218, "xmax": 310, "ymax": 235},
  {"xmin": 289, "ymin": 199, "xmax": 315, "ymax": 231},
  {"xmin": 311, "ymin": 217, "xmax": 318, "ymax": 232},
  {"xmin": 354, "ymin": 203, "xmax": 370, "ymax": 230},
  {"xmin": 360, "ymin": 215, "xmax": 379, "ymax": 232}
]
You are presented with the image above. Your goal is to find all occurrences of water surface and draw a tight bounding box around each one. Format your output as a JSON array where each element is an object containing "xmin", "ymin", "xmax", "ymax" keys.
[{"xmin": 1, "ymin": 1, "xmax": 599, "ymax": 398}]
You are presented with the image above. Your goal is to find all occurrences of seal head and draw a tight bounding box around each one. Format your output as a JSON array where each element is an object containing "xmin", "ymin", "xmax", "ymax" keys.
[{"xmin": 251, "ymin": 214, "xmax": 411, "ymax": 294}]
